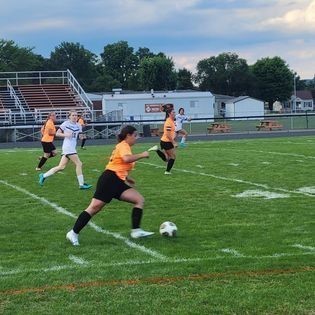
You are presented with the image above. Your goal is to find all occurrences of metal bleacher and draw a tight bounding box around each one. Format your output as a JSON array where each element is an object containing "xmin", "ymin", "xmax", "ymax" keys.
[{"xmin": 0, "ymin": 70, "xmax": 93, "ymax": 125}]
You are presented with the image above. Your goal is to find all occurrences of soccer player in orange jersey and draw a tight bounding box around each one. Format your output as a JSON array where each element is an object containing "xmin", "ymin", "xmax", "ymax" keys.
[
  {"xmin": 36, "ymin": 112, "xmax": 57, "ymax": 171},
  {"xmin": 149, "ymin": 104, "xmax": 177, "ymax": 175},
  {"xmin": 77, "ymin": 113, "xmax": 87, "ymax": 149},
  {"xmin": 66, "ymin": 125, "xmax": 154, "ymax": 245}
]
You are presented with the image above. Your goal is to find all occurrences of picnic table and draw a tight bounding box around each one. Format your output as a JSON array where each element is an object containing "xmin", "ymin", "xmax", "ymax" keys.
[
  {"xmin": 256, "ymin": 120, "xmax": 283, "ymax": 131},
  {"xmin": 207, "ymin": 123, "xmax": 231, "ymax": 133}
]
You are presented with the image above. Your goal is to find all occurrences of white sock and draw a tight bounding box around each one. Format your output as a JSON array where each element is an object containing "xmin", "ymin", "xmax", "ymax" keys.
[
  {"xmin": 44, "ymin": 169, "xmax": 55, "ymax": 177},
  {"xmin": 77, "ymin": 175, "xmax": 84, "ymax": 186},
  {"xmin": 181, "ymin": 138, "xmax": 186, "ymax": 144}
]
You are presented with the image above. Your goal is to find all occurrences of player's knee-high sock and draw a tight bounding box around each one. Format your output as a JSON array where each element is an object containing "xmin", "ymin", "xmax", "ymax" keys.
[
  {"xmin": 73, "ymin": 211, "xmax": 92, "ymax": 234},
  {"xmin": 37, "ymin": 157, "xmax": 47, "ymax": 168},
  {"xmin": 81, "ymin": 139, "xmax": 86, "ymax": 148},
  {"xmin": 131, "ymin": 207, "xmax": 143, "ymax": 229},
  {"xmin": 156, "ymin": 149, "xmax": 167, "ymax": 161},
  {"xmin": 166, "ymin": 158, "xmax": 175, "ymax": 172}
]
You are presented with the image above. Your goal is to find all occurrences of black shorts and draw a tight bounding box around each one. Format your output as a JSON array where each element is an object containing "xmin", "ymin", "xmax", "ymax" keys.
[
  {"xmin": 41, "ymin": 142, "xmax": 56, "ymax": 154},
  {"xmin": 160, "ymin": 140, "xmax": 174, "ymax": 150},
  {"xmin": 93, "ymin": 170, "xmax": 132, "ymax": 203}
]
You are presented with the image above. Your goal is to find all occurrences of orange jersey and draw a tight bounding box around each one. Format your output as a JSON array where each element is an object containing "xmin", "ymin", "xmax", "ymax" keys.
[
  {"xmin": 41, "ymin": 119, "xmax": 56, "ymax": 142},
  {"xmin": 161, "ymin": 117, "xmax": 176, "ymax": 142},
  {"xmin": 106, "ymin": 140, "xmax": 134, "ymax": 180},
  {"xmin": 77, "ymin": 117, "xmax": 85, "ymax": 126}
]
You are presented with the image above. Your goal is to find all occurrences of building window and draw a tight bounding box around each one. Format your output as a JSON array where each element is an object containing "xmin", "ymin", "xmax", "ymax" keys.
[{"xmin": 190, "ymin": 100, "xmax": 198, "ymax": 108}]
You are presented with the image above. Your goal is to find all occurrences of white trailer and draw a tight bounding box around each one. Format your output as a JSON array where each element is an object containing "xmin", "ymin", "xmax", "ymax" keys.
[{"xmin": 102, "ymin": 89, "xmax": 214, "ymax": 121}]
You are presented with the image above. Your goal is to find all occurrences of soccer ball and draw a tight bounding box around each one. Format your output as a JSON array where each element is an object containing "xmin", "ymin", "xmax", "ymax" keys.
[{"xmin": 159, "ymin": 221, "xmax": 177, "ymax": 237}]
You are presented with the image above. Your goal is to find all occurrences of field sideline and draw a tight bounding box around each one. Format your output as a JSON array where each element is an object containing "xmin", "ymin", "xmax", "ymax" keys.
[{"xmin": 0, "ymin": 136, "xmax": 314, "ymax": 314}]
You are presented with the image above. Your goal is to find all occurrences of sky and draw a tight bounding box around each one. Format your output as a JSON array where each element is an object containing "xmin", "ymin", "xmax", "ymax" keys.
[{"xmin": 1, "ymin": 0, "xmax": 315, "ymax": 79}]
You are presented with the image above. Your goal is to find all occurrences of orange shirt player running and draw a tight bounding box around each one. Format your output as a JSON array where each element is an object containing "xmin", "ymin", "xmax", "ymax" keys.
[
  {"xmin": 36, "ymin": 112, "xmax": 57, "ymax": 171},
  {"xmin": 161, "ymin": 116, "xmax": 176, "ymax": 143},
  {"xmin": 106, "ymin": 140, "xmax": 135, "ymax": 180}
]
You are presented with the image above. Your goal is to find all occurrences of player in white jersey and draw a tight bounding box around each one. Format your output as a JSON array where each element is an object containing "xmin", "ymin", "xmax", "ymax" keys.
[
  {"xmin": 175, "ymin": 107, "xmax": 191, "ymax": 148},
  {"xmin": 38, "ymin": 110, "xmax": 92, "ymax": 190}
]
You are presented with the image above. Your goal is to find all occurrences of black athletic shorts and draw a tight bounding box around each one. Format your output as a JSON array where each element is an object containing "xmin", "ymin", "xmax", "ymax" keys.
[
  {"xmin": 41, "ymin": 142, "xmax": 56, "ymax": 154},
  {"xmin": 93, "ymin": 170, "xmax": 132, "ymax": 203},
  {"xmin": 160, "ymin": 140, "xmax": 174, "ymax": 150}
]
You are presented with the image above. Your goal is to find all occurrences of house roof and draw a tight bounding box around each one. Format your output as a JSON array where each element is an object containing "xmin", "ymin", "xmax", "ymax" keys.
[
  {"xmin": 226, "ymin": 96, "xmax": 264, "ymax": 104},
  {"xmin": 296, "ymin": 90, "xmax": 313, "ymax": 100}
]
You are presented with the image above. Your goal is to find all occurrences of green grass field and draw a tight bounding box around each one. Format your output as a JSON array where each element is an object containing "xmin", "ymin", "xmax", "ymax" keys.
[{"xmin": 0, "ymin": 136, "xmax": 314, "ymax": 314}]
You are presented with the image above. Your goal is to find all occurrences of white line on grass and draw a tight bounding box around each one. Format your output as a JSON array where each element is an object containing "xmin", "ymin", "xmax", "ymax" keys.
[
  {"xmin": 0, "ymin": 180, "xmax": 167, "ymax": 261},
  {"xmin": 68, "ymin": 255, "xmax": 89, "ymax": 265},
  {"xmin": 139, "ymin": 162, "xmax": 315, "ymax": 197},
  {"xmin": 1, "ymin": 252, "xmax": 314, "ymax": 277},
  {"xmin": 220, "ymin": 248, "xmax": 245, "ymax": 257},
  {"xmin": 219, "ymin": 148, "xmax": 315, "ymax": 160},
  {"xmin": 292, "ymin": 244, "xmax": 315, "ymax": 251}
]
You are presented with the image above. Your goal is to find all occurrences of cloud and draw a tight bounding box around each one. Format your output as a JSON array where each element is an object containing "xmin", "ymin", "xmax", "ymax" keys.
[{"xmin": 261, "ymin": 0, "xmax": 315, "ymax": 31}]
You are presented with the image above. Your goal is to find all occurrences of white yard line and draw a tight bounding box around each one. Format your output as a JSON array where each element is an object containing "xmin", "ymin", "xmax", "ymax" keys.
[
  {"xmin": 68, "ymin": 255, "xmax": 89, "ymax": 265},
  {"xmin": 220, "ymin": 248, "xmax": 245, "ymax": 257},
  {"xmin": 218, "ymin": 148, "xmax": 315, "ymax": 160},
  {"xmin": 1, "ymin": 252, "xmax": 314, "ymax": 277},
  {"xmin": 140, "ymin": 162, "xmax": 315, "ymax": 197},
  {"xmin": 0, "ymin": 180, "xmax": 167, "ymax": 261},
  {"xmin": 292, "ymin": 244, "xmax": 315, "ymax": 251}
]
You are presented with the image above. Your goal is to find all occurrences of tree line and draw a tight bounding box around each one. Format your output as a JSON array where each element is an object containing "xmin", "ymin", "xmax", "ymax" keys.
[{"xmin": 0, "ymin": 39, "xmax": 314, "ymax": 108}]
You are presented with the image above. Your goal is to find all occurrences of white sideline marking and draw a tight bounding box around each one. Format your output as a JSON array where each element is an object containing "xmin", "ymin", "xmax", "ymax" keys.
[
  {"xmin": 69, "ymin": 255, "xmax": 89, "ymax": 265},
  {"xmin": 219, "ymin": 148, "xmax": 315, "ymax": 160},
  {"xmin": 296, "ymin": 187, "xmax": 315, "ymax": 194},
  {"xmin": 221, "ymin": 248, "xmax": 244, "ymax": 257},
  {"xmin": 228, "ymin": 163, "xmax": 239, "ymax": 166},
  {"xmin": 1, "ymin": 252, "xmax": 314, "ymax": 277},
  {"xmin": 140, "ymin": 162, "xmax": 315, "ymax": 198},
  {"xmin": 0, "ymin": 180, "xmax": 167, "ymax": 261},
  {"xmin": 292, "ymin": 244, "xmax": 315, "ymax": 251}
]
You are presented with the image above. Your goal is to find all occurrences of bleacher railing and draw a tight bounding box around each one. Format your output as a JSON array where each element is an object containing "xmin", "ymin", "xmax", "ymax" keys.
[
  {"xmin": 66, "ymin": 70, "xmax": 93, "ymax": 118},
  {"xmin": 7, "ymin": 80, "xmax": 26, "ymax": 119}
]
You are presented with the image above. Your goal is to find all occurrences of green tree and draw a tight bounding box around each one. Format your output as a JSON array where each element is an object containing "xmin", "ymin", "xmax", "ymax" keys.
[
  {"xmin": 48, "ymin": 42, "xmax": 98, "ymax": 89},
  {"xmin": 250, "ymin": 56, "xmax": 293, "ymax": 109},
  {"xmin": 195, "ymin": 52, "xmax": 251, "ymax": 95},
  {"xmin": 138, "ymin": 55, "xmax": 176, "ymax": 90},
  {"xmin": 100, "ymin": 41, "xmax": 138, "ymax": 90},
  {"xmin": 176, "ymin": 68, "xmax": 194, "ymax": 90},
  {"xmin": 0, "ymin": 39, "xmax": 44, "ymax": 72}
]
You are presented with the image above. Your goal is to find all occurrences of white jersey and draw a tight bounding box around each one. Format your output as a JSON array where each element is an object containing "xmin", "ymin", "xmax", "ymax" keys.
[
  {"xmin": 59, "ymin": 120, "xmax": 82, "ymax": 155},
  {"xmin": 175, "ymin": 114, "xmax": 189, "ymax": 132}
]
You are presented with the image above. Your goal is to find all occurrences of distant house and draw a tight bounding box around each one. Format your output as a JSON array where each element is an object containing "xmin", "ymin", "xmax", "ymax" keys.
[
  {"xmin": 224, "ymin": 96, "xmax": 264, "ymax": 119},
  {"xmin": 291, "ymin": 90, "xmax": 314, "ymax": 111}
]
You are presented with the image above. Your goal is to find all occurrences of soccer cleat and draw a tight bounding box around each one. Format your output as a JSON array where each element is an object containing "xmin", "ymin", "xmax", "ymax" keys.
[
  {"xmin": 35, "ymin": 167, "xmax": 41, "ymax": 171},
  {"xmin": 39, "ymin": 173, "xmax": 45, "ymax": 186},
  {"xmin": 130, "ymin": 229, "xmax": 154, "ymax": 239},
  {"xmin": 148, "ymin": 145, "xmax": 158, "ymax": 152},
  {"xmin": 179, "ymin": 142, "xmax": 186, "ymax": 148},
  {"xmin": 81, "ymin": 147, "xmax": 86, "ymax": 150},
  {"xmin": 164, "ymin": 171, "xmax": 171, "ymax": 175},
  {"xmin": 80, "ymin": 183, "xmax": 92, "ymax": 190},
  {"xmin": 66, "ymin": 230, "xmax": 79, "ymax": 246}
]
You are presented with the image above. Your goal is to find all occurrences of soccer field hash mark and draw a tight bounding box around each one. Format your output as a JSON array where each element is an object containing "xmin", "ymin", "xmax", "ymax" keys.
[{"xmin": 234, "ymin": 190, "xmax": 290, "ymax": 199}]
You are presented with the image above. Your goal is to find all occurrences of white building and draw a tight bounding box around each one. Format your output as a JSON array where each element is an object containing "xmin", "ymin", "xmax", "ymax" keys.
[
  {"xmin": 224, "ymin": 96, "xmax": 264, "ymax": 119},
  {"xmin": 101, "ymin": 89, "xmax": 214, "ymax": 121}
]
